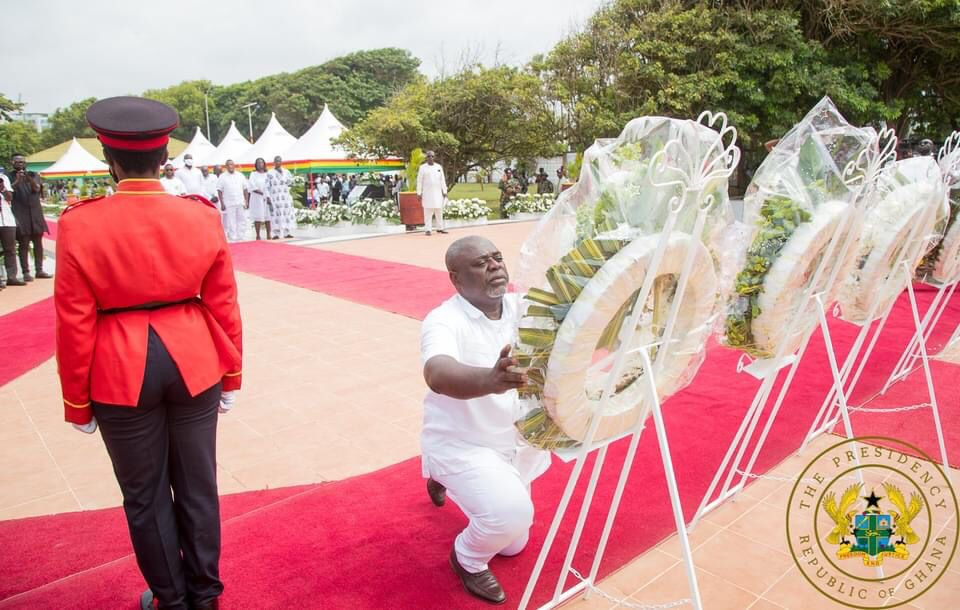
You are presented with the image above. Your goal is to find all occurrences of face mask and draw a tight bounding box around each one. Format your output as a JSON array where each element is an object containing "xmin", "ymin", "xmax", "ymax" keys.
[{"xmin": 185, "ymin": 159, "xmax": 194, "ymax": 167}]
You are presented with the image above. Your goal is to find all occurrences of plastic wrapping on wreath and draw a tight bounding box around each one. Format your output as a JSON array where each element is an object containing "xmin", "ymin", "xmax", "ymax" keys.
[
  {"xmin": 511, "ymin": 116, "xmax": 742, "ymax": 451},
  {"xmin": 721, "ymin": 97, "xmax": 877, "ymax": 359},
  {"xmin": 838, "ymin": 156, "xmax": 948, "ymax": 324},
  {"xmin": 935, "ymin": 330, "xmax": 960, "ymax": 364},
  {"xmin": 916, "ymin": 134, "xmax": 960, "ymax": 285}
]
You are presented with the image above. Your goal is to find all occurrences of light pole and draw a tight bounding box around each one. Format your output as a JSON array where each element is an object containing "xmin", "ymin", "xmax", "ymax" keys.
[
  {"xmin": 204, "ymin": 93, "xmax": 212, "ymax": 141},
  {"xmin": 240, "ymin": 102, "xmax": 258, "ymax": 141}
]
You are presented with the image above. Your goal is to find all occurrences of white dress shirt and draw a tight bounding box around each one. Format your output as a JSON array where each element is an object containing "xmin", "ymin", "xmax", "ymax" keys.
[
  {"xmin": 217, "ymin": 171, "xmax": 248, "ymax": 208},
  {"xmin": 0, "ymin": 174, "xmax": 15, "ymax": 227},
  {"xmin": 201, "ymin": 175, "xmax": 219, "ymax": 201},
  {"xmin": 420, "ymin": 293, "xmax": 550, "ymax": 478},
  {"xmin": 159, "ymin": 176, "xmax": 187, "ymax": 196},
  {"xmin": 417, "ymin": 162, "xmax": 447, "ymax": 209},
  {"xmin": 176, "ymin": 166, "xmax": 204, "ymax": 195}
]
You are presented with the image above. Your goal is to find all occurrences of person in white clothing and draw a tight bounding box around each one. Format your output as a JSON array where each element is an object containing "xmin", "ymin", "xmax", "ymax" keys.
[
  {"xmin": 246, "ymin": 158, "xmax": 271, "ymax": 240},
  {"xmin": 417, "ymin": 150, "xmax": 448, "ymax": 235},
  {"xmin": 216, "ymin": 160, "xmax": 248, "ymax": 242},
  {"xmin": 175, "ymin": 154, "xmax": 204, "ymax": 195},
  {"xmin": 0, "ymin": 173, "xmax": 22, "ymax": 287},
  {"xmin": 266, "ymin": 156, "xmax": 296, "ymax": 239},
  {"xmin": 420, "ymin": 235, "xmax": 550, "ymax": 604},
  {"xmin": 200, "ymin": 166, "xmax": 219, "ymax": 202},
  {"xmin": 159, "ymin": 163, "xmax": 186, "ymax": 196}
]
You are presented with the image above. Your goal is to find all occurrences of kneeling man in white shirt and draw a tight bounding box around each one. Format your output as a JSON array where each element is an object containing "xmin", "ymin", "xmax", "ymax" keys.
[{"xmin": 420, "ymin": 236, "xmax": 550, "ymax": 604}]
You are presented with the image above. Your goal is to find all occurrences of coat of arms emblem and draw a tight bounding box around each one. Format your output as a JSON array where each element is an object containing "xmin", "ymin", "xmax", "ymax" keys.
[{"xmin": 822, "ymin": 482, "xmax": 922, "ymax": 566}]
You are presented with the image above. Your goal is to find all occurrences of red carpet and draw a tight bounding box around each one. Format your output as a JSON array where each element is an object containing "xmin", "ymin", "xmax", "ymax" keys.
[
  {"xmin": 228, "ymin": 241, "xmax": 454, "ymax": 320},
  {"xmin": 2, "ymin": 284, "xmax": 956, "ymax": 609},
  {"xmin": 0, "ymin": 297, "xmax": 55, "ymax": 387}
]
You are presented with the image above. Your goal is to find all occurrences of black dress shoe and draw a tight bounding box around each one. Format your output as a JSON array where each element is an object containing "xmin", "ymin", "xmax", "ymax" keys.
[
  {"xmin": 427, "ymin": 478, "xmax": 446, "ymax": 507},
  {"xmin": 437, "ymin": 229, "xmax": 449, "ymax": 234},
  {"xmin": 22, "ymin": 274, "xmax": 33, "ymax": 282},
  {"xmin": 5, "ymin": 278, "xmax": 25, "ymax": 286},
  {"xmin": 35, "ymin": 271, "xmax": 53, "ymax": 279},
  {"xmin": 449, "ymin": 547, "xmax": 506, "ymax": 604}
]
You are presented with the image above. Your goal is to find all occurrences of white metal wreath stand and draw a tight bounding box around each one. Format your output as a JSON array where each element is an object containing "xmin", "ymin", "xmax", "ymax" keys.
[
  {"xmin": 518, "ymin": 112, "xmax": 740, "ymax": 610},
  {"xmin": 880, "ymin": 134, "xmax": 960, "ymax": 392},
  {"xmin": 690, "ymin": 128, "xmax": 893, "ymax": 528},
  {"xmin": 801, "ymin": 154, "xmax": 955, "ymax": 470}
]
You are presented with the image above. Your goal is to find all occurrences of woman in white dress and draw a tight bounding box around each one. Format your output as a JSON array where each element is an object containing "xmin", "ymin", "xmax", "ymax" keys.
[{"xmin": 247, "ymin": 158, "xmax": 272, "ymax": 240}]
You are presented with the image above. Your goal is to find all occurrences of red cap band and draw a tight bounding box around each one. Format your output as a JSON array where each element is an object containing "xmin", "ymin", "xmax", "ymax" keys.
[{"xmin": 97, "ymin": 133, "xmax": 170, "ymax": 151}]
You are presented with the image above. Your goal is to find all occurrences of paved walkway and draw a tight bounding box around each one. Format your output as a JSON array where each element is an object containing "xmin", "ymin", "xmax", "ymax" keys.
[{"xmin": 1, "ymin": 222, "xmax": 956, "ymax": 609}]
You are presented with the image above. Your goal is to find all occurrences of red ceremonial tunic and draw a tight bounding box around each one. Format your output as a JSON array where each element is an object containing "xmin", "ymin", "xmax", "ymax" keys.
[{"xmin": 54, "ymin": 179, "xmax": 243, "ymax": 424}]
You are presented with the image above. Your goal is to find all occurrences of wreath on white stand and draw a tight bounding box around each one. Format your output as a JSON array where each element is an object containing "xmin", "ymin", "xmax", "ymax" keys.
[
  {"xmin": 723, "ymin": 98, "xmax": 876, "ymax": 358},
  {"xmin": 512, "ymin": 115, "xmax": 741, "ymax": 450},
  {"xmin": 839, "ymin": 157, "xmax": 947, "ymax": 323}
]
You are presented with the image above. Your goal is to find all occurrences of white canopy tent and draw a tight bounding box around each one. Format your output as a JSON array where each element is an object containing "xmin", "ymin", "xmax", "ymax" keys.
[
  {"xmin": 282, "ymin": 104, "xmax": 346, "ymax": 161},
  {"xmin": 208, "ymin": 121, "xmax": 253, "ymax": 167},
  {"xmin": 235, "ymin": 113, "xmax": 297, "ymax": 167},
  {"xmin": 172, "ymin": 127, "xmax": 217, "ymax": 168},
  {"xmin": 280, "ymin": 105, "xmax": 403, "ymax": 174},
  {"xmin": 38, "ymin": 138, "xmax": 110, "ymax": 179}
]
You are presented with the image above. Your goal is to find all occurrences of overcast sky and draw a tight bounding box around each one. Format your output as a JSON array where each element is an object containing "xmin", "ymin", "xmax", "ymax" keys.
[{"xmin": 3, "ymin": 0, "xmax": 606, "ymax": 114}]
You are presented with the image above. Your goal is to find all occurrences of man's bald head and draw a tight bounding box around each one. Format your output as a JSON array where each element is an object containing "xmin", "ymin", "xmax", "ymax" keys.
[
  {"xmin": 445, "ymin": 236, "xmax": 497, "ymax": 272},
  {"xmin": 444, "ymin": 236, "xmax": 510, "ymax": 315}
]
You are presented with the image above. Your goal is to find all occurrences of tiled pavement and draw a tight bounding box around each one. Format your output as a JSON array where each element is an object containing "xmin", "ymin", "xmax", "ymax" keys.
[{"xmin": 1, "ymin": 222, "xmax": 957, "ymax": 609}]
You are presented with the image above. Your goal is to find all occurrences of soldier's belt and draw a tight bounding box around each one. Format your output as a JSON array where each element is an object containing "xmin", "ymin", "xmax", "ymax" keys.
[{"xmin": 99, "ymin": 297, "xmax": 200, "ymax": 315}]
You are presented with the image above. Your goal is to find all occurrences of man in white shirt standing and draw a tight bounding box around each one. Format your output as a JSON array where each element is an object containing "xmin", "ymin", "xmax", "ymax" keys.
[
  {"xmin": 176, "ymin": 154, "xmax": 204, "ymax": 195},
  {"xmin": 420, "ymin": 235, "xmax": 550, "ymax": 604},
  {"xmin": 417, "ymin": 150, "xmax": 448, "ymax": 236},
  {"xmin": 0, "ymin": 172, "xmax": 23, "ymax": 287},
  {"xmin": 159, "ymin": 163, "xmax": 186, "ymax": 196},
  {"xmin": 216, "ymin": 159, "xmax": 248, "ymax": 242}
]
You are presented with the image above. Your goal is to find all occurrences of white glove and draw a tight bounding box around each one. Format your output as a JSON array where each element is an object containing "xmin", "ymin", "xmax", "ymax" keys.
[
  {"xmin": 219, "ymin": 390, "xmax": 237, "ymax": 414},
  {"xmin": 72, "ymin": 418, "xmax": 98, "ymax": 434}
]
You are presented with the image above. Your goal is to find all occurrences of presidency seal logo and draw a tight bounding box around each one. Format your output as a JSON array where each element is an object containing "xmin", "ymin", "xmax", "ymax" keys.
[{"xmin": 786, "ymin": 437, "xmax": 958, "ymax": 608}]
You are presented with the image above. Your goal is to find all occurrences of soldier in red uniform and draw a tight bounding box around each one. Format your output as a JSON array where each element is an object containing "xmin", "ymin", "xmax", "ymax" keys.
[{"xmin": 54, "ymin": 96, "xmax": 242, "ymax": 610}]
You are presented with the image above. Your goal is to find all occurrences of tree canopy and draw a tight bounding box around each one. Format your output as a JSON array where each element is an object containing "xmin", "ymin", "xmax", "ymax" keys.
[
  {"xmin": 534, "ymin": 0, "xmax": 959, "ymax": 175},
  {"xmin": 172, "ymin": 48, "xmax": 423, "ymax": 143},
  {"xmin": 337, "ymin": 65, "xmax": 562, "ymax": 187}
]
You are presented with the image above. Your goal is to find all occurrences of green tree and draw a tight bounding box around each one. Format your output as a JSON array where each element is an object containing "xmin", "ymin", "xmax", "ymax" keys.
[
  {"xmin": 338, "ymin": 66, "xmax": 562, "ymax": 187},
  {"xmin": 144, "ymin": 80, "xmax": 215, "ymax": 142},
  {"xmin": 539, "ymin": 0, "xmax": 960, "ymax": 176},
  {"xmin": 0, "ymin": 93, "xmax": 23, "ymax": 122},
  {"xmin": 41, "ymin": 97, "xmax": 97, "ymax": 147},
  {"xmin": 726, "ymin": 0, "xmax": 960, "ymax": 136},
  {"xmin": 208, "ymin": 48, "xmax": 421, "ymax": 141},
  {"xmin": 0, "ymin": 121, "xmax": 42, "ymax": 162}
]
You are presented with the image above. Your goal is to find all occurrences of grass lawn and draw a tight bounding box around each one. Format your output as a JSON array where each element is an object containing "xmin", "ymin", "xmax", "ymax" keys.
[{"xmin": 448, "ymin": 182, "xmax": 504, "ymax": 218}]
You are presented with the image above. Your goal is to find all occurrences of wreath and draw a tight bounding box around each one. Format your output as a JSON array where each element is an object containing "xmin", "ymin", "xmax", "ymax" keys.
[
  {"xmin": 839, "ymin": 159, "xmax": 947, "ymax": 323},
  {"xmin": 511, "ymin": 115, "xmax": 739, "ymax": 450}
]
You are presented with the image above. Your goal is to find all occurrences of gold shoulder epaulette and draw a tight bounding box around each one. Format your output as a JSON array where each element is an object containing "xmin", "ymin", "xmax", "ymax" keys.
[
  {"xmin": 180, "ymin": 193, "xmax": 217, "ymax": 209},
  {"xmin": 60, "ymin": 195, "xmax": 106, "ymax": 215}
]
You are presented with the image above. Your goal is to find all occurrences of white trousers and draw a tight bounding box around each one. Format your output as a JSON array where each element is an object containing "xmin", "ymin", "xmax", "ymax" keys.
[
  {"xmin": 428, "ymin": 449, "xmax": 537, "ymax": 573},
  {"xmin": 423, "ymin": 207, "xmax": 444, "ymax": 231},
  {"xmin": 223, "ymin": 206, "xmax": 246, "ymax": 242}
]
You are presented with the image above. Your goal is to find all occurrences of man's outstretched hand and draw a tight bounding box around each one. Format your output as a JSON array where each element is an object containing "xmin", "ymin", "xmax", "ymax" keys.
[{"xmin": 488, "ymin": 344, "xmax": 527, "ymax": 394}]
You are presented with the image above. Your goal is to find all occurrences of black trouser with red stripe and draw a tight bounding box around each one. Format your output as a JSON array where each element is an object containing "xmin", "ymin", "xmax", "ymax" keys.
[{"xmin": 93, "ymin": 327, "xmax": 223, "ymax": 610}]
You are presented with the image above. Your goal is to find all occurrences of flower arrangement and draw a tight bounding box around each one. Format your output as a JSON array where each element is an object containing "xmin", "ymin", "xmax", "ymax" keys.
[
  {"xmin": 349, "ymin": 198, "xmax": 400, "ymax": 224},
  {"xmin": 295, "ymin": 204, "xmax": 350, "ymax": 226},
  {"xmin": 504, "ymin": 193, "xmax": 556, "ymax": 215},
  {"xmin": 722, "ymin": 97, "xmax": 876, "ymax": 358},
  {"xmin": 444, "ymin": 198, "xmax": 490, "ymax": 220}
]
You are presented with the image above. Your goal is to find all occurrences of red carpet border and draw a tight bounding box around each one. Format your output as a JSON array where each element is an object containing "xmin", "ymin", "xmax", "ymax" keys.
[
  {"xmin": 228, "ymin": 241, "xmax": 454, "ymax": 320},
  {"xmin": 1, "ymin": 284, "xmax": 957, "ymax": 609},
  {"xmin": 0, "ymin": 297, "xmax": 55, "ymax": 387}
]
